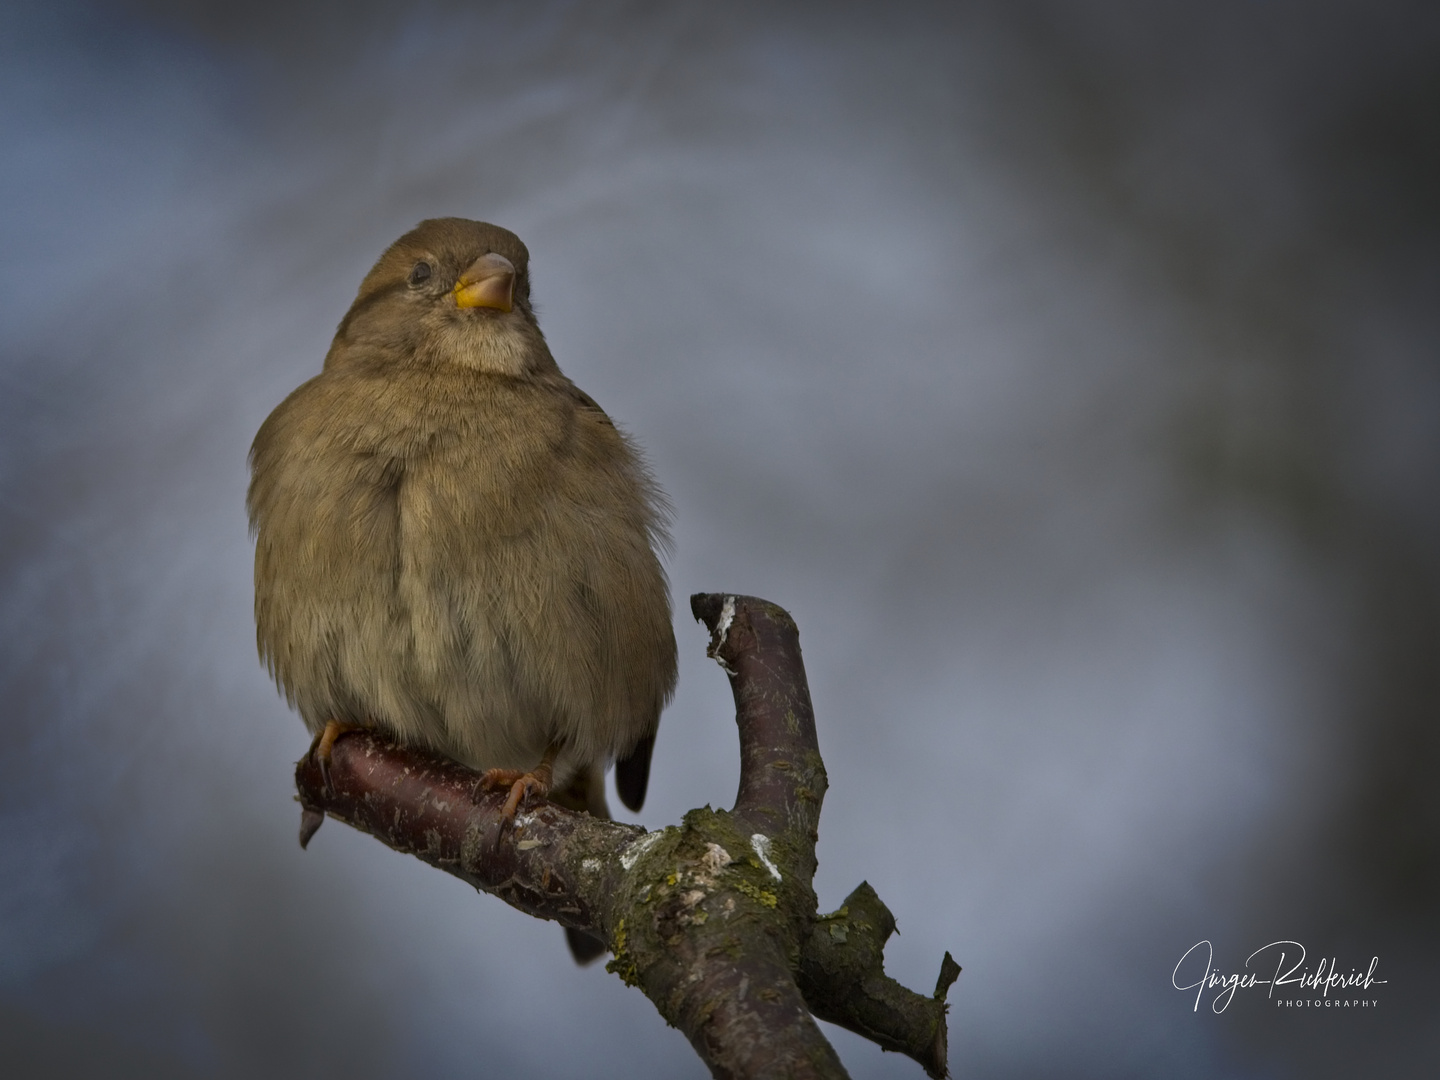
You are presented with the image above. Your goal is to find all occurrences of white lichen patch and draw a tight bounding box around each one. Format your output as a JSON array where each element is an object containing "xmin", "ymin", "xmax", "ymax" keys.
[
  {"xmin": 709, "ymin": 595, "xmax": 738, "ymax": 674},
  {"xmin": 619, "ymin": 828, "xmax": 668, "ymax": 870},
  {"xmin": 696, "ymin": 842, "xmax": 733, "ymax": 885},
  {"xmin": 581, "ymin": 857, "xmax": 602, "ymax": 874},
  {"xmin": 666, "ymin": 842, "xmax": 735, "ymax": 928},
  {"xmin": 751, "ymin": 833, "xmax": 782, "ymax": 881},
  {"xmin": 716, "ymin": 595, "xmax": 736, "ymax": 638}
]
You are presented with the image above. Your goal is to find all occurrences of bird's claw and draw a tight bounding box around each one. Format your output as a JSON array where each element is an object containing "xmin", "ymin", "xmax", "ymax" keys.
[
  {"xmin": 480, "ymin": 767, "xmax": 552, "ymax": 823},
  {"xmin": 309, "ymin": 719, "xmax": 359, "ymax": 798}
]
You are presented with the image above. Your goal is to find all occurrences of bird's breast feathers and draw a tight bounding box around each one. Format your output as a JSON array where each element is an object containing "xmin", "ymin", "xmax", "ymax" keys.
[{"xmin": 250, "ymin": 367, "xmax": 672, "ymax": 769}]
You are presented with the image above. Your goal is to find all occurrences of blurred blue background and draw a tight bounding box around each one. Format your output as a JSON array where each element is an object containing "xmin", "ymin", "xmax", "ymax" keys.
[{"xmin": 2, "ymin": 2, "xmax": 1437, "ymax": 1076}]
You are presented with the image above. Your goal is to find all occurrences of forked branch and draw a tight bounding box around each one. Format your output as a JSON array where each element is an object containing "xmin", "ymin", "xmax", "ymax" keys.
[{"xmin": 294, "ymin": 593, "xmax": 959, "ymax": 1079}]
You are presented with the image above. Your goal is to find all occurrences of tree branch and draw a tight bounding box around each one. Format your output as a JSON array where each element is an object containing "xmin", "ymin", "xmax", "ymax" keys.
[{"xmin": 295, "ymin": 594, "xmax": 958, "ymax": 1079}]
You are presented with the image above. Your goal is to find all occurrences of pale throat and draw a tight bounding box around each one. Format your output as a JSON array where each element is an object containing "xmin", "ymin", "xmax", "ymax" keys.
[{"xmin": 440, "ymin": 317, "xmax": 537, "ymax": 376}]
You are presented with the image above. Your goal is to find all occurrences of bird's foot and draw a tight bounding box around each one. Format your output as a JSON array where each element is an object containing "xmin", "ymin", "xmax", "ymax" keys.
[
  {"xmin": 480, "ymin": 744, "xmax": 560, "ymax": 826},
  {"xmin": 480, "ymin": 767, "xmax": 552, "ymax": 822},
  {"xmin": 309, "ymin": 719, "xmax": 361, "ymax": 796}
]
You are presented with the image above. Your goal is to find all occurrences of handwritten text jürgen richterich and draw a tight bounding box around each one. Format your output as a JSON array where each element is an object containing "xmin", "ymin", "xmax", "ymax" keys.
[{"xmin": 1172, "ymin": 940, "xmax": 1386, "ymax": 1013}]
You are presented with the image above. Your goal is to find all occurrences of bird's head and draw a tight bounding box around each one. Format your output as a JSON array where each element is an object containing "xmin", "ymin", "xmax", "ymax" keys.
[{"xmin": 324, "ymin": 217, "xmax": 556, "ymax": 377}]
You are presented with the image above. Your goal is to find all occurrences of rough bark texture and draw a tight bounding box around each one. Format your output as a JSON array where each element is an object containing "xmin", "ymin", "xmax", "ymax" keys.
[{"xmin": 294, "ymin": 593, "xmax": 958, "ymax": 1079}]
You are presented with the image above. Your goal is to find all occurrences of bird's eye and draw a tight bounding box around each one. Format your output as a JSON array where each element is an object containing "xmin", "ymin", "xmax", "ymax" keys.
[{"xmin": 408, "ymin": 261, "xmax": 433, "ymax": 287}]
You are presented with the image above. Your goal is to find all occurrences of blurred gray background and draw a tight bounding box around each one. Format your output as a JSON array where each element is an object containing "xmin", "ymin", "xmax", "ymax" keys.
[{"xmin": 2, "ymin": 1, "xmax": 1437, "ymax": 1076}]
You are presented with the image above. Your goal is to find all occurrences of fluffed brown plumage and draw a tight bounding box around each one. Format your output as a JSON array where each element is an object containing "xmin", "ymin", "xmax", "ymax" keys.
[{"xmin": 248, "ymin": 218, "xmax": 676, "ymax": 828}]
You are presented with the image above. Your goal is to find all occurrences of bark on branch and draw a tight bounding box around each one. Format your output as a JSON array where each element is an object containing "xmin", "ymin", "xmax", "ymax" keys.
[{"xmin": 294, "ymin": 593, "xmax": 959, "ymax": 1079}]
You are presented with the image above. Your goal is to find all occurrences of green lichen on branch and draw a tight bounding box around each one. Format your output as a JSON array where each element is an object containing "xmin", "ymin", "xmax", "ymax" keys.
[
  {"xmin": 733, "ymin": 880, "xmax": 779, "ymax": 908},
  {"xmin": 606, "ymin": 918, "xmax": 639, "ymax": 987}
]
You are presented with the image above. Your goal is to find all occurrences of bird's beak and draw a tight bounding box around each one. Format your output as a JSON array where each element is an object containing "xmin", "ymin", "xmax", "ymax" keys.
[{"xmin": 453, "ymin": 252, "xmax": 515, "ymax": 312}]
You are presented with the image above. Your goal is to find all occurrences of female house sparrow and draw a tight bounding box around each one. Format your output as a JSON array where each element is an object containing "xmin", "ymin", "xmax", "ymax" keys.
[{"xmin": 248, "ymin": 218, "xmax": 676, "ymax": 846}]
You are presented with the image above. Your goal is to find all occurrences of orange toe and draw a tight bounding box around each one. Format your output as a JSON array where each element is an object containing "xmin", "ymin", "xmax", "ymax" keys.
[
  {"xmin": 312, "ymin": 720, "xmax": 360, "ymax": 794},
  {"xmin": 481, "ymin": 745, "xmax": 560, "ymax": 824}
]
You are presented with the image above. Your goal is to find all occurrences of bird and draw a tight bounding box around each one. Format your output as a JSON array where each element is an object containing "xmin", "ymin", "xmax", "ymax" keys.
[{"xmin": 248, "ymin": 218, "xmax": 677, "ymax": 960}]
